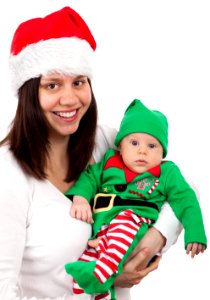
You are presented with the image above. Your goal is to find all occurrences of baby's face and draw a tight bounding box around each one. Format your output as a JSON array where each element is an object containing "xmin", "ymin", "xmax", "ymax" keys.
[{"xmin": 119, "ymin": 133, "xmax": 163, "ymax": 174}]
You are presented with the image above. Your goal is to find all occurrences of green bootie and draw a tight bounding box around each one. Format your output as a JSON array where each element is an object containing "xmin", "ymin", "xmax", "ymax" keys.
[{"xmin": 65, "ymin": 260, "xmax": 116, "ymax": 294}]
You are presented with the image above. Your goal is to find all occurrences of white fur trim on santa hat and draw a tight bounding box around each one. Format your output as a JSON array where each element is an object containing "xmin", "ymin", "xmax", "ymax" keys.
[{"xmin": 9, "ymin": 37, "xmax": 94, "ymax": 93}]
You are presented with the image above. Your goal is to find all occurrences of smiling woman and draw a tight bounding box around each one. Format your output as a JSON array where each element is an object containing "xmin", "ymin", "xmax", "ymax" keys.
[
  {"xmin": 38, "ymin": 74, "xmax": 92, "ymax": 137},
  {"xmin": 0, "ymin": 5, "xmax": 178, "ymax": 300},
  {"xmin": 0, "ymin": 1, "xmax": 209, "ymax": 300}
]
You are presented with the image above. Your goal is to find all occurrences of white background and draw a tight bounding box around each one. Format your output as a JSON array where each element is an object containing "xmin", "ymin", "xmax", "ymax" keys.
[{"xmin": 0, "ymin": 1, "xmax": 209, "ymax": 299}]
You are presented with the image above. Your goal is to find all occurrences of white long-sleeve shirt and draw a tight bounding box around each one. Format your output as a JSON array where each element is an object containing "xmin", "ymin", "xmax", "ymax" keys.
[{"xmin": 0, "ymin": 125, "xmax": 181, "ymax": 300}]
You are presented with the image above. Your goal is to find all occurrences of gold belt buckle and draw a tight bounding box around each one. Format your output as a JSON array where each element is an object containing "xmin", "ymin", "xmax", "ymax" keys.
[{"xmin": 93, "ymin": 193, "xmax": 116, "ymax": 213}]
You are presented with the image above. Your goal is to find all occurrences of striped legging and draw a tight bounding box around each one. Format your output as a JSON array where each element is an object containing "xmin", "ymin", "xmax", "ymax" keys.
[{"xmin": 73, "ymin": 209, "xmax": 152, "ymax": 299}]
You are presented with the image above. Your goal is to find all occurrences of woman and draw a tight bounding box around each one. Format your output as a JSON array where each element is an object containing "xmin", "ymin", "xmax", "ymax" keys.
[{"xmin": 0, "ymin": 6, "xmax": 181, "ymax": 300}]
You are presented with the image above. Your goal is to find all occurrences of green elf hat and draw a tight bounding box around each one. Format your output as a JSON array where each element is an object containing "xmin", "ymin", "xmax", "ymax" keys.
[{"xmin": 114, "ymin": 99, "xmax": 168, "ymax": 157}]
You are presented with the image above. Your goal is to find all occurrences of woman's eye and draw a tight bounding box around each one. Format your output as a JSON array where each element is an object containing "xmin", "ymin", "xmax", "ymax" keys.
[
  {"xmin": 47, "ymin": 83, "xmax": 57, "ymax": 89},
  {"xmin": 74, "ymin": 79, "xmax": 86, "ymax": 87},
  {"xmin": 74, "ymin": 80, "xmax": 82, "ymax": 86},
  {"xmin": 73, "ymin": 77, "xmax": 88, "ymax": 87}
]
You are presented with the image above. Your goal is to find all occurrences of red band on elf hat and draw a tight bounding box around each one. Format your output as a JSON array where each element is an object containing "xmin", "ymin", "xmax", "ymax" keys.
[{"xmin": 9, "ymin": 6, "xmax": 96, "ymax": 93}]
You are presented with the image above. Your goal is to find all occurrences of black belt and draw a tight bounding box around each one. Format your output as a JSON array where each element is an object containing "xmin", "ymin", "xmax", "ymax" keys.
[{"xmin": 91, "ymin": 193, "xmax": 159, "ymax": 214}]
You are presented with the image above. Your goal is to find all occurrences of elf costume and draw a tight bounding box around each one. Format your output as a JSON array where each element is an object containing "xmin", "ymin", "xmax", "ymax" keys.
[{"xmin": 65, "ymin": 99, "xmax": 207, "ymax": 299}]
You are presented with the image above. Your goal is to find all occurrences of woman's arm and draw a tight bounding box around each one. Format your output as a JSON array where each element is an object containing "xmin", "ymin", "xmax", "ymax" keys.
[
  {"xmin": 88, "ymin": 204, "xmax": 181, "ymax": 290},
  {"xmin": 114, "ymin": 202, "xmax": 182, "ymax": 288},
  {"xmin": 153, "ymin": 202, "xmax": 182, "ymax": 253},
  {"xmin": 114, "ymin": 248, "xmax": 161, "ymax": 288},
  {"xmin": 114, "ymin": 227, "xmax": 164, "ymax": 288},
  {"xmin": 88, "ymin": 226, "xmax": 165, "ymax": 288}
]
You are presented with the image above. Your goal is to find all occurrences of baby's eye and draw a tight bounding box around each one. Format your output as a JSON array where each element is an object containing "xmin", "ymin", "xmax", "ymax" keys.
[
  {"xmin": 148, "ymin": 143, "xmax": 156, "ymax": 149},
  {"xmin": 131, "ymin": 140, "xmax": 139, "ymax": 146}
]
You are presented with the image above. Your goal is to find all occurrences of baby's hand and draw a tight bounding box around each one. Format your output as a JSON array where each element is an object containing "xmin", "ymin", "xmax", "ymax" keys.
[
  {"xmin": 70, "ymin": 195, "xmax": 94, "ymax": 224},
  {"xmin": 186, "ymin": 242, "xmax": 206, "ymax": 258}
]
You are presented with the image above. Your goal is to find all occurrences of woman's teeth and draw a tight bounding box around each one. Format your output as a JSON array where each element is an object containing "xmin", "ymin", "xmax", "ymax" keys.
[{"xmin": 55, "ymin": 110, "xmax": 76, "ymax": 118}]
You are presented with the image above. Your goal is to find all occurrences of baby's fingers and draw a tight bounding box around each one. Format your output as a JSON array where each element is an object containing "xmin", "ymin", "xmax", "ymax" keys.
[
  {"xmin": 70, "ymin": 206, "xmax": 77, "ymax": 218},
  {"xmin": 186, "ymin": 243, "xmax": 206, "ymax": 258},
  {"xmin": 186, "ymin": 243, "xmax": 197, "ymax": 258},
  {"xmin": 186, "ymin": 243, "xmax": 193, "ymax": 255},
  {"xmin": 70, "ymin": 206, "xmax": 84, "ymax": 221},
  {"xmin": 197, "ymin": 243, "xmax": 206, "ymax": 254},
  {"xmin": 81, "ymin": 208, "xmax": 93, "ymax": 224}
]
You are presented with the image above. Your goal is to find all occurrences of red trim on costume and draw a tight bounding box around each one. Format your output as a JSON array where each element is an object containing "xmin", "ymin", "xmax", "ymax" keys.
[{"xmin": 104, "ymin": 151, "xmax": 161, "ymax": 182}]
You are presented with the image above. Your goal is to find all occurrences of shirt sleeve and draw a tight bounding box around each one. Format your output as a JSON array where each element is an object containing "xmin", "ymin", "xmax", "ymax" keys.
[
  {"xmin": 153, "ymin": 202, "xmax": 183, "ymax": 253},
  {"xmin": 93, "ymin": 124, "xmax": 117, "ymax": 162}
]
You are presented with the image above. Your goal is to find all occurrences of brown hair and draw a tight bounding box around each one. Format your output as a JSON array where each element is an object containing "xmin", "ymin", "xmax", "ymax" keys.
[{"xmin": 0, "ymin": 78, "xmax": 97, "ymax": 182}]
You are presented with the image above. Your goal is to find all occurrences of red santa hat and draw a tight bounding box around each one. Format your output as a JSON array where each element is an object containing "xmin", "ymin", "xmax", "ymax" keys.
[{"xmin": 9, "ymin": 6, "xmax": 96, "ymax": 93}]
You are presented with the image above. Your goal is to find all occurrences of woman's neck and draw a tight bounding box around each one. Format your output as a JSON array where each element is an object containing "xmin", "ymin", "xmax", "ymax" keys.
[{"xmin": 46, "ymin": 136, "xmax": 74, "ymax": 193}]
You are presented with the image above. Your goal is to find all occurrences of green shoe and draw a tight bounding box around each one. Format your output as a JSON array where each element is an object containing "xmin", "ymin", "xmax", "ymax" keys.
[{"xmin": 65, "ymin": 260, "xmax": 116, "ymax": 294}]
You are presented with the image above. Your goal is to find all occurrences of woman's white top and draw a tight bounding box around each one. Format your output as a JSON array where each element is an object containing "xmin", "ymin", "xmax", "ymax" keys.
[{"xmin": 0, "ymin": 124, "xmax": 182, "ymax": 300}]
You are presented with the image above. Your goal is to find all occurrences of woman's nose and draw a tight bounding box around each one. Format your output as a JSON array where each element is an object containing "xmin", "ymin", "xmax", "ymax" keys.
[{"xmin": 59, "ymin": 87, "xmax": 77, "ymax": 106}]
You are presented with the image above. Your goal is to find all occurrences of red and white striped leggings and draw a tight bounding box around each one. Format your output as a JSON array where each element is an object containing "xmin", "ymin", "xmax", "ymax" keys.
[{"xmin": 73, "ymin": 209, "xmax": 151, "ymax": 299}]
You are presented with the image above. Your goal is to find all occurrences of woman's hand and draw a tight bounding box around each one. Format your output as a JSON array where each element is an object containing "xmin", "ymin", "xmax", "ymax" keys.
[
  {"xmin": 114, "ymin": 227, "xmax": 165, "ymax": 287},
  {"xmin": 114, "ymin": 248, "xmax": 161, "ymax": 288},
  {"xmin": 126, "ymin": 226, "xmax": 166, "ymax": 263},
  {"xmin": 88, "ymin": 227, "xmax": 165, "ymax": 288}
]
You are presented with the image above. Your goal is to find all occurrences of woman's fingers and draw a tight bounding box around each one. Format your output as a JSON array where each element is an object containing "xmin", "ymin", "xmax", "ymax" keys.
[
  {"xmin": 136, "ymin": 254, "xmax": 161, "ymax": 275},
  {"xmin": 114, "ymin": 248, "xmax": 161, "ymax": 288}
]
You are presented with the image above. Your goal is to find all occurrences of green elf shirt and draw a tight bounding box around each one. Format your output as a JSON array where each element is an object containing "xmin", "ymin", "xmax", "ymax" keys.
[{"xmin": 67, "ymin": 148, "xmax": 207, "ymax": 249}]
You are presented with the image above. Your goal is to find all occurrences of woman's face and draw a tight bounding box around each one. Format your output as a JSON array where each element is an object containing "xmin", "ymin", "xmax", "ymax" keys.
[{"xmin": 39, "ymin": 74, "xmax": 92, "ymax": 139}]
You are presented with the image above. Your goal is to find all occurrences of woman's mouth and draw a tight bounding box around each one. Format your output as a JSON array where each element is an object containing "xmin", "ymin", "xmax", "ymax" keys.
[{"xmin": 54, "ymin": 110, "xmax": 77, "ymax": 118}]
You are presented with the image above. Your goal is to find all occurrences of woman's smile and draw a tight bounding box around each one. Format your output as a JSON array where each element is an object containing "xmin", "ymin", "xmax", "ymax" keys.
[
  {"xmin": 39, "ymin": 74, "xmax": 92, "ymax": 136},
  {"xmin": 53, "ymin": 110, "xmax": 77, "ymax": 118},
  {"xmin": 52, "ymin": 109, "xmax": 78, "ymax": 122}
]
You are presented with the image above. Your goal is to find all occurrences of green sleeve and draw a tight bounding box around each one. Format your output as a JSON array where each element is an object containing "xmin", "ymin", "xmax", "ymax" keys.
[{"xmin": 163, "ymin": 162, "xmax": 207, "ymax": 248}]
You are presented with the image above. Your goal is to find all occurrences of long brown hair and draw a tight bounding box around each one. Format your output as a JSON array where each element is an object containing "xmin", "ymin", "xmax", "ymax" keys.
[{"xmin": 0, "ymin": 78, "xmax": 97, "ymax": 182}]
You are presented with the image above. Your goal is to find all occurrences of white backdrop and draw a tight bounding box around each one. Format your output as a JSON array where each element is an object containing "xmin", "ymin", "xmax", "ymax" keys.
[{"xmin": 0, "ymin": 1, "xmax": 209, "ymax": 299}]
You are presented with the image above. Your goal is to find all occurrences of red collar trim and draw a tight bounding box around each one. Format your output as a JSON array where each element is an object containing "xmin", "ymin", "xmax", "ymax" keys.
[{"xmin": 104, "ymin": 151, "xmax": 161, "ymax": 183}]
